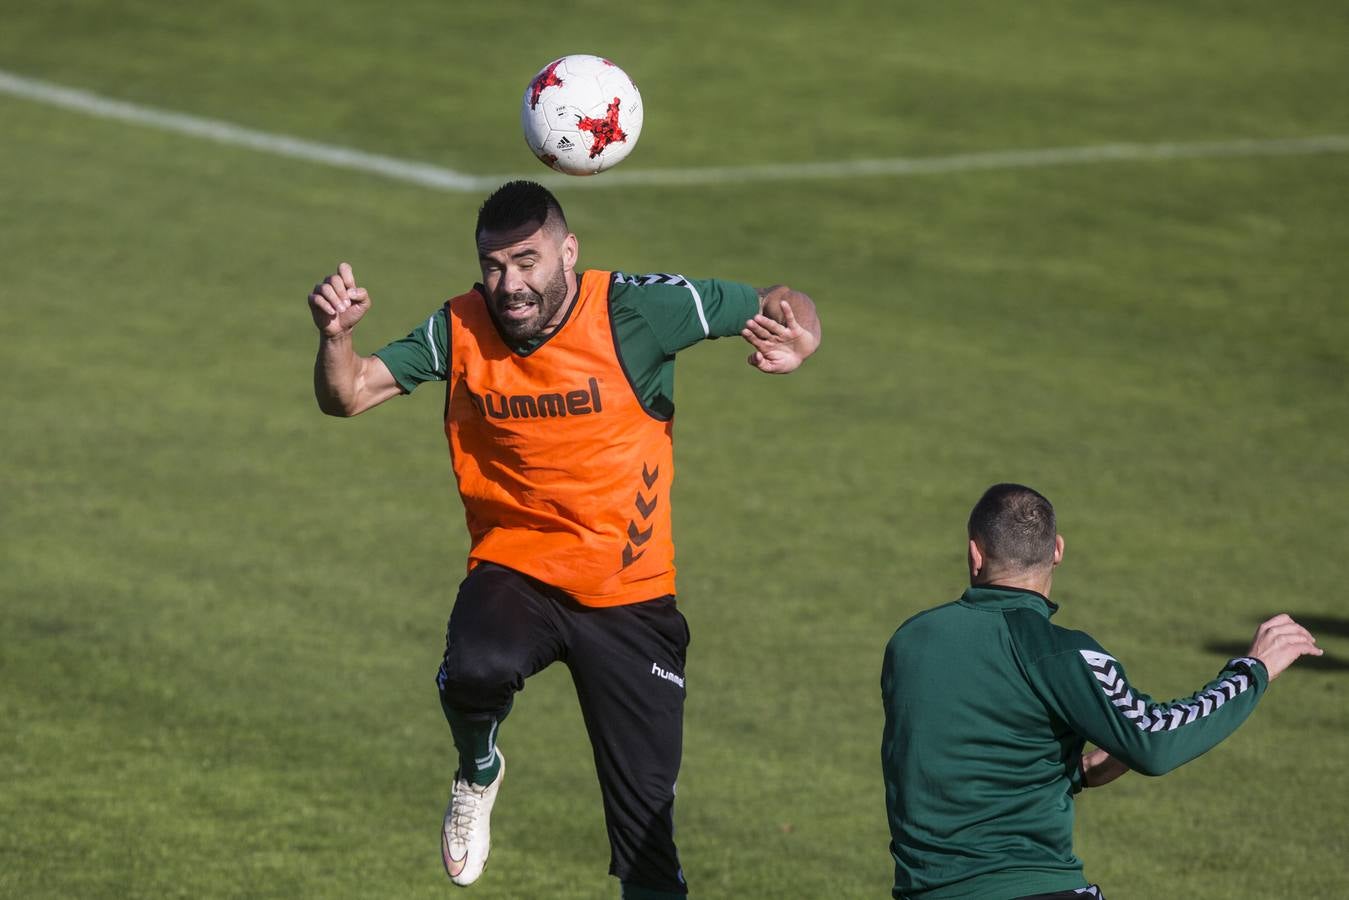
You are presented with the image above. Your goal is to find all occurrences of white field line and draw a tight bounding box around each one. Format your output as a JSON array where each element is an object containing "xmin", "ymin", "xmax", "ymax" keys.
[
  {"xmin": 0, "ymin": 68, "xmax": 489, "ymax": 191},
  {"xmin": 4, "ymin": 68, "xmax": 1348, "ymax": 192}
]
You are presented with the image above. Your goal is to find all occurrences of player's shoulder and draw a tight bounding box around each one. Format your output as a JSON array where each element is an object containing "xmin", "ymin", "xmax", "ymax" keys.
[
  {"xmin": 606, "ymin": 270, "xmax": 757, "ymax": 343},
  {"xmin": 1006, "ymin": 610, "xmax": 1106, "ymax": 667},
  {"xmin": 609, "ymin": 271, "xmax": 701, "ymax": 302},
  {"xmin": 608, "ymin": 270, "xmax": 756, "ymax": 315},
  {"xmin": 887, "ymin": 600, "xmax": 962, "ymax": 648}
]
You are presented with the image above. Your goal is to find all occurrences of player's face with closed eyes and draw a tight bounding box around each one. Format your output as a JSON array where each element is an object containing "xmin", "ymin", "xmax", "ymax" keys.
[{"xmin": 477, "ymin": 218, "xmax": 577, "ymax": 342}]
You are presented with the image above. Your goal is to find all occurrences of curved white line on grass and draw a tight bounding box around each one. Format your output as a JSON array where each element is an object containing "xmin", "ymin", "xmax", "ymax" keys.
[
  {"xmin": 4, "ymin": 68, "xmax": 1348, "ymax": 192},
  {"xmin": 0, "ymin": 68, "xmax": 488, "ymax": 191}
]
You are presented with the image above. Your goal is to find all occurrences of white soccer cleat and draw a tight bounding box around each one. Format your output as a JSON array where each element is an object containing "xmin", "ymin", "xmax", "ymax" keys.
[{"xmin": 441, "ymin": 751, "xmax": 504, "ymax": 886}]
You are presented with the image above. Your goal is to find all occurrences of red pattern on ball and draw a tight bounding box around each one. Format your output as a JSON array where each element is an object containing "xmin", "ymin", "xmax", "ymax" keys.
[
  {"xmin": 528, "ymin": 60, "xmax": 564, "ymax": 110},
  {"xmin": 576, "ymin": 98, "xmax": 628, "ymax": 159}
]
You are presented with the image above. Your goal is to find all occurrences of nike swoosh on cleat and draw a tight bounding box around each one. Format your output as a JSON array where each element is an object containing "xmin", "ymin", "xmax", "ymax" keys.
[{"xmin": 442, "ymin": 835, "xmax": 467, "ymax": 877}]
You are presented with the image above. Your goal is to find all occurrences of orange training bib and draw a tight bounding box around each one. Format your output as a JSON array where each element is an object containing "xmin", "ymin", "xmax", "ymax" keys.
[{"xmin": 445, "ymin": 269, "xmax": 676, "ymax": 606}]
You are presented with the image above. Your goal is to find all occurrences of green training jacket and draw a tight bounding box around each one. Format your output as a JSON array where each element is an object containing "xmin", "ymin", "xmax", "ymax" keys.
[{"xmin": 880, "ymin": 585, "xmax": 1268, "ymax": 900}]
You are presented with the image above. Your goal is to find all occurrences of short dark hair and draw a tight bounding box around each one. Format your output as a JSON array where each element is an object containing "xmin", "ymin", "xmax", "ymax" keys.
[
  {"xmin": 475, "ymin": 180, "xmax": 568, "ymax": 239},
  {"xmin": 967, "ymin": 483, "xmax": 1057, "ymax": 570}
]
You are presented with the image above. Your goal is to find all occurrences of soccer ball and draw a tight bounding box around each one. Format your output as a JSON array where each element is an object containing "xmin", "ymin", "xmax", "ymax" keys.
[{"xmin": 521, "ymin": 55, "xmax": 643, "ymax": 176}]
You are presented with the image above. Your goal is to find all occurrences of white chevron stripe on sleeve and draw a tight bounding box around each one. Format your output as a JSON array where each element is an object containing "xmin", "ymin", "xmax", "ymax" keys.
[
  {"xmin": 611, "ymin": 271, "xmax": 709, "ymax": 338},
  {"xmin": 1078, "ymin": 650, "xmax": 1256, "ymax": 734}
]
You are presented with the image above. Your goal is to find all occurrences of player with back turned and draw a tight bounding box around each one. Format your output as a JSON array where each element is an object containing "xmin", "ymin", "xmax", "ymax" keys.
[
  {"xmin": 307, "ymin": 180, "xmax": 820, "ymax": 898},
  {"xmin": 881, "ymin": 483, "xmax": 1322, "ymax": 900}
]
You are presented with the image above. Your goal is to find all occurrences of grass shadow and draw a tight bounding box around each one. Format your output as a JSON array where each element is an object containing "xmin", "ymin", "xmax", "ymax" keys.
[{"xmin": 1204, "ymin": 613, "xmax": 1349, "ymax": 673}]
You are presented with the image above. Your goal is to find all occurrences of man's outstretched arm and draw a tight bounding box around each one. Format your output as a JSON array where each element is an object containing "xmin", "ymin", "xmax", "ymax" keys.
[
  {"xmin": 1071, "ymin": 609, "xmax": 1290, "ymax": 785},
  {"xmin": 308, "ymin": 262, "xmax": 404, "ymax": 416},
  {"xmin": 742, "ymin": 285, "xmax": 821, "ymax": 374},
  {"xmin": 1036, "ymin": 614, "xmax": 1320, "ymax": 777}
]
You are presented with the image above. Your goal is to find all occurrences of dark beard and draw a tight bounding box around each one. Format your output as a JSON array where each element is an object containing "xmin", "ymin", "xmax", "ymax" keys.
[{"xmin": 494, "ymin": 267, "xmax": 570, "ymax": 342}]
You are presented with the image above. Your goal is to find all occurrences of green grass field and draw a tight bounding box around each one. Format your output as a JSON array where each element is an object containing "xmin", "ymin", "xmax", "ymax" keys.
[{"xmin": 2, "ymin": 1, "xmax": 1347, "ymax": 897}]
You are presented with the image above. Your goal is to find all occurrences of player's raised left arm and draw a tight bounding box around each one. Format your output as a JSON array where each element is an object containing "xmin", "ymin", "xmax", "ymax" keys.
[{"xmin": 742, "ymin": 285, "xmax": 821, "ymax": 374}]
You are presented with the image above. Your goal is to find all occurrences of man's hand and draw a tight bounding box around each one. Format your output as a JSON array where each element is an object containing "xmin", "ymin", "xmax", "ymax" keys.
[
  {"xmin": 1080, "ymin": 747, "xmax": 1129, "ymax": 788},
  {"xmin": 309, "ymin": 261, "xmax": 401, "ymax": 417},
  {"xmin": 743, "ymin": 286, "xmax": 820, "ymax": 374},
  {"xmin": 308, "ymin": 262, "xmax": 371, "ymax": 338},
  {"xmin": 1247, "ymin": 613, "xmax": 1322, "ymax": 680}
]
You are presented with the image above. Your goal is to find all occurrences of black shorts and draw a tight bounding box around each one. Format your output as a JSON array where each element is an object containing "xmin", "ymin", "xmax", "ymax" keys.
[{"xmin": 435, "ymin": 563, "xmax": 691, "ymax": 893}]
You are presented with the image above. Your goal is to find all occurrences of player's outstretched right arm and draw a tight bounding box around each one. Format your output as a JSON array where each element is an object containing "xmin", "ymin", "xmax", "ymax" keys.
[
  {"xmin": 1033, "ymin": 614, "xmax": 1320, "ymax": 777},
  {"xmin": 309, "ymin": 262, "xmax": 403, "ymax": 417}
]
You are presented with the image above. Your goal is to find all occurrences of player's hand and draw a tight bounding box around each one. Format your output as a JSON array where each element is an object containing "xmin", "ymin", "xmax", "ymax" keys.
[
  {"xmin": 1247, "ymin": 613, "xmax": 1322, "ymax": 680},
  {"xmin": 1080, "ymin": 747, "xmax": 1129, "ymax": 788},
  {"xmin": 742, "ymin": 299, "xmax": 817, "ymax": 374},
  {"xmin": 308, "ymin": 262, "xmax": 371, "ymax": 338}
]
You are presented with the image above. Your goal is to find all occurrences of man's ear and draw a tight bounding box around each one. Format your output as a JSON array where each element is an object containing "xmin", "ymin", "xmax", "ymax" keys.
[
  {"xmin": 969, "ymin": 539, "xmax": 984, "ymax": 579},
  {"xmin": 562, "ymin": 232, "xmax": 579, "ymax": 271},
  {"xmin": 1052, "ymin": 534, "xmax": 1064, "ymax": 568}
]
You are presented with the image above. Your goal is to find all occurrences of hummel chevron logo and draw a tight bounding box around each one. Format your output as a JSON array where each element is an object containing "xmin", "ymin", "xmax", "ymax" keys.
[
  {"xmin": 613, "ymin": 272, "xmax": 693, "ymax": 289},
  {"xmin": 1079, "ymin": 650, "xmax": 1255, "ymax": 733},
  {"xmin": 622, "ymin": 461, "xmax": 662, "ymax": 570},
  {"xmin": 1080, "ymin": 650, "xmax": 1159, "ymax": 731},
  {"xmin": 635, "ymin": 491, "xmax": 658, "ymax": 517}
]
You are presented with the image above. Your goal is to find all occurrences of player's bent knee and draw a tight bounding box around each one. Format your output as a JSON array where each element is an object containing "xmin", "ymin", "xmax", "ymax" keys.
[{"xmin": 436, "ymin": 648, "xmax": 526, "ymax": 709}]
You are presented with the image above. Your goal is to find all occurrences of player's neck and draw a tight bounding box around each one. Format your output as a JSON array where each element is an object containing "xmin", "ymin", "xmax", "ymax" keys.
[{"xmin": 973, "ymin": 569, "xmax": 1053, "ymax": 599}]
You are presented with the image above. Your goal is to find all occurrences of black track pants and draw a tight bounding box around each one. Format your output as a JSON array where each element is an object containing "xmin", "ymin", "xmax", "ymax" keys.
[{"xmin": 436, "ymin": 563, "xmax": 691, "ymax": 893}]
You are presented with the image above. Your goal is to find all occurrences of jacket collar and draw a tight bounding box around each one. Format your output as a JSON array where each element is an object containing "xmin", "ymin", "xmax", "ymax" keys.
[{"xmin": 959, "ymin": 584, "xmax": 1058, "ymax": 617}]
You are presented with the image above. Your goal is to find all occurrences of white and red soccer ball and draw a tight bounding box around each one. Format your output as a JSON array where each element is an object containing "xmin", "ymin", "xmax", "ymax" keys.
[{"xmin": 521, "ymin": 54, "xmax": 643, "ymax": 176}]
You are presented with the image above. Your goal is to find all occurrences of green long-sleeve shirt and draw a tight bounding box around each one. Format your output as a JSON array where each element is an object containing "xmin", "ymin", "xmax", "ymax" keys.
[{"xmin": 880, "ymin": 585, "xmax": 1268, "ymax": 900}]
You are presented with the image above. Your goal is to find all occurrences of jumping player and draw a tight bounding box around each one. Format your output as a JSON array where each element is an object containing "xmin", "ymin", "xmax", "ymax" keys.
[{"xmin": 307, "ymin": 180, "xmax": 821, "ymax": 898}]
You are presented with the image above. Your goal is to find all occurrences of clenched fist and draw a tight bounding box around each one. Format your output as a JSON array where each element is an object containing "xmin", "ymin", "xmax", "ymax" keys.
[{"xmin": 308, "ymin": 262, "xmax": 371, "ymax": 338}]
